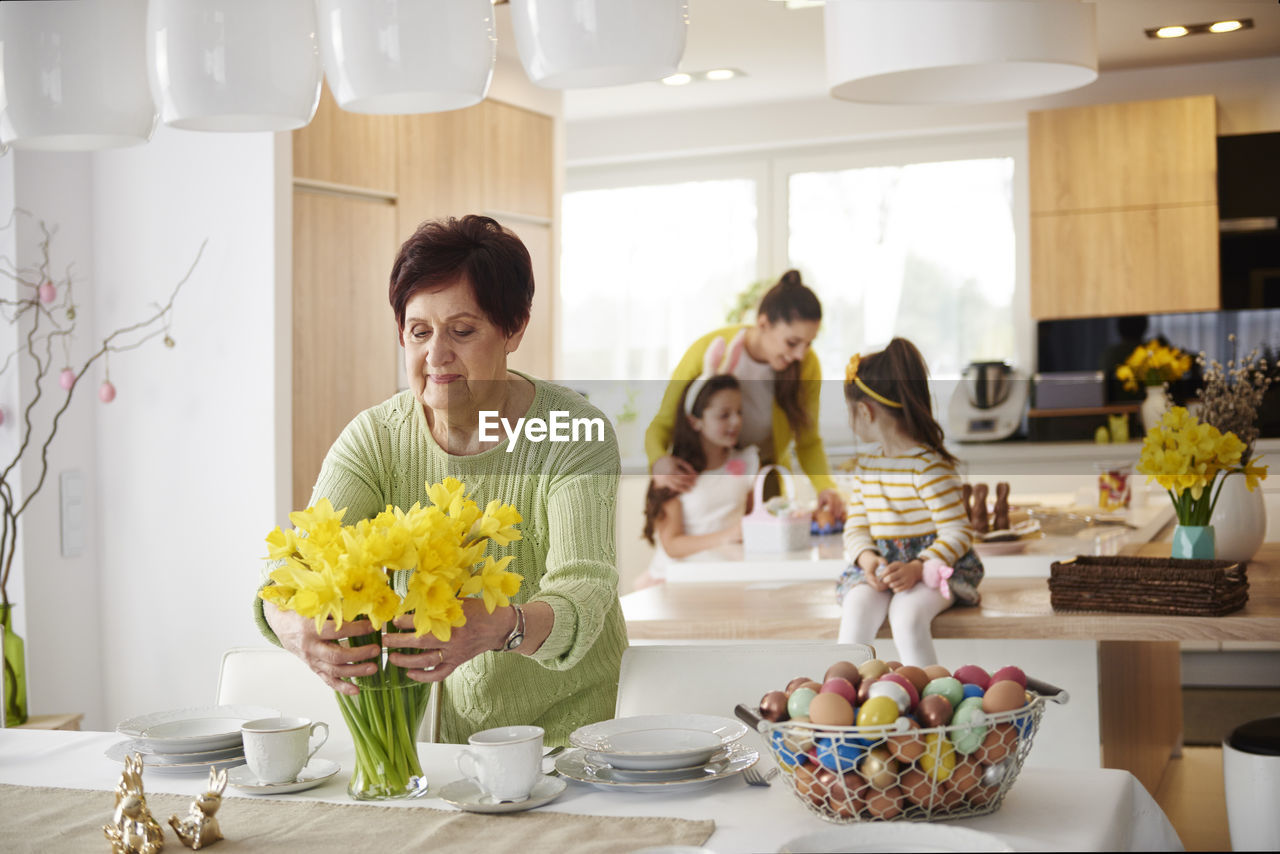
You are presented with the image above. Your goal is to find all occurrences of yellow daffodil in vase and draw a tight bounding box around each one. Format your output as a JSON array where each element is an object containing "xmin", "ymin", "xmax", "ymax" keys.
[
  {"xmin": 260, "ymin": 478, "xmax": 522, "ymax": 800},
  {"xmin": 1136, "ymin": 407, "xmax": 1267, "ymax": 560},
  {"xmin": 1115, "ymin": 340, "xmax": 1193, "ymax": 433}
]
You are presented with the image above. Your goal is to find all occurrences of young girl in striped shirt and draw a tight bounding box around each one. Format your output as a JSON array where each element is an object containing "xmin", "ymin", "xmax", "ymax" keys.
[{"xmin": 836, "ymin": 338, "xmax": 983, "ymax": 665}]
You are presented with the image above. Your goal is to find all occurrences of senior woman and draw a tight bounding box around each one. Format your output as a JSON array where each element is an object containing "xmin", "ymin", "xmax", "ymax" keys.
[{"xmin": 256, "ymin": 215, "xmax": 626, "ymax": 745}]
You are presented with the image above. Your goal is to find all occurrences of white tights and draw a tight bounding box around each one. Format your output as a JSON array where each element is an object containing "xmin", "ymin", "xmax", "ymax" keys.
[{"xmin": 837, "ymin": 583, "xmax": 952, "ymax": 666}]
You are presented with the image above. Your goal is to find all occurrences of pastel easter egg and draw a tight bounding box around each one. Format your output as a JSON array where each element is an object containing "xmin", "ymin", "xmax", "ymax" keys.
[
  {"xmin": 962, "ymin": 683, "xmax": 986, "ymax": 700},
  {"xmin": 809, "ymin": 691, "xmax": 855, "ymax": 727},
  {"xmin": 949, "ymin": 697, "xmax": 988, "ymax": 755},
  {"xmin": 990, "ymin": 665, "xmax": 1027, "ymax": 688},
  {"xmin": 857, "ymin": 659, "xmax": 890, "ymax": 682},
  {"xmin": 953, "ymin": 664, "xmax": 991, "ymax": 690},
  {"xmin": 98, "ymin": 380, "xmax": 117, "ymax": 403},
  {"xmin": 820, "ymin": 676, "xmax": 858, "ymax": 705},
  {"xmin": 856, "ymin": 695, "xmax": 899, "ymax": 727},
  {"xmin": 916, "ymin": 694, "xmax": 954, "ymax": 728},
  {"xmin": 922, "ymin": 676, "xmax": 965, "ymax": 710},
  {"xmin": 919, "ymin": 733, "xmax": 956, "ymax": 782},
  {"xmin": 982, "ymin": 680, "xmax": 1027, "ymax": 714},
  {"xmin": 788, "ymin": 687, "xmax": 818, "ymax": 719},
  {"xmin": 879, "ymin": 672, "xmax": 921, "ymax": 709},
  {"xmin": 59, "ymin": 368, "xmax": 76, "ymax": 390},
  {"xmin": 759, "ymin": 690, "xmax": 790, "ymax": 722},
  {"xmin": 868, "ymin": 680, "xmax": 911, "ymax": 715},
  {"xmin": 893, "ymin": 665, "xmax": 930, "ymax": 695},
  {"xmin": 824, "ymin": 660, "xmax": 863, "ymax": 690}
]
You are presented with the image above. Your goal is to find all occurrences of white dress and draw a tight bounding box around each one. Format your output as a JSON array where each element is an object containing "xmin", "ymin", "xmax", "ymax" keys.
[{"xmin": 648, "ymin": 445, "xmax": 761, "ymax": 580}]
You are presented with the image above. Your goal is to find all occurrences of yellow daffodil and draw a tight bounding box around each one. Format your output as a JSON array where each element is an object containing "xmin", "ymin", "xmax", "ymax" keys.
[
  {"xmin": 1244, "ymin": 456, "xmax": 1269, "ymax": 491},
  {"xmin": 1117, "ymin": 341, "xmax": 1192, "ymax": 391},
  {"xmin": 288, "ymin": 497, "xmax": 347, "ymax": 542},
  {"xmin": 464, "ymin": 555, "xmax": 522, "ymax": 613},
  {"xmin": 470, "ymin": 500, "xmax": 524, "ymax": 547},
  {"xmin": 264, "ymin": 526, "xmax": 297, "ymax": 561}
]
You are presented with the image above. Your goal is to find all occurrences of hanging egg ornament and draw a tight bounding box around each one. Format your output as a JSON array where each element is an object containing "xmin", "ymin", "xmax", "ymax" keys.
[
  {"xmin": 164, "ymin": 335, "xmax": 175, "ymax": 348},
  {"xmin": 99, "ymin": 380, "xmax": 117, "ymax": 403},
  {"xmin": 66, "ymin": 306, "xmax": 76, "ymax": 320},
  {"xmin": 38, "ymin": 280, "xmax": 56, "ymax": 303},
  {"xmin": 59, "ymin": 369, "xmax": 76, "ymax": 390}
]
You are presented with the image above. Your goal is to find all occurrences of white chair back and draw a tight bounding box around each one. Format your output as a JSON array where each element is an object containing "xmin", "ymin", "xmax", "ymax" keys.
[
  {"xmin": 615, "ymin": 640, "xmax": 876, "ymax": 720},
  {"xmin": 216, "ymin": 647, "xmax": 353, "ymax": 755}
]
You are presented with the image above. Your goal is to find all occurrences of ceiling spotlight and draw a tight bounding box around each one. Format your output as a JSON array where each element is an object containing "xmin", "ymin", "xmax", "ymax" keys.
[
  {"xmin": 704, "ymin": 69, "xmax": 738, "ymax": 81},
  {"xmin": 661, "ymin": 72, "xmax": 693, "ymax": 86},
  {"xmin": 1145, "ymin": 18, "xmax": 1253, "ymax": 39}
]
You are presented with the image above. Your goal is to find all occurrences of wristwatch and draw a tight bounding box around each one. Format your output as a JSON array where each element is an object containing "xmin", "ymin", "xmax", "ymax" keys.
[{"xmin": 500, "ymin": 604, "xmax": 525, "ymax": 652}]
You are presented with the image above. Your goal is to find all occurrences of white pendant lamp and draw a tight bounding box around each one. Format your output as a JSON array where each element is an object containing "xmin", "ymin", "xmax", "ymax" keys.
[
  {"xmin": 0, "ymin": 0, "xmax": 157, "ymax": 151},
  {"xmin": 316, "ymin": 0, "xmax": 495, "ymax": 114},
  {"xmin": 148, "ymin": 0, "xmax": 322, "ymax": 132},
  {"xmin": 510, "ymin": 0, "xmax": 689, "ymax": 89},
  {"xmin": 825, "ymin": 0, "xmax": 1098, "ymax": 105}
]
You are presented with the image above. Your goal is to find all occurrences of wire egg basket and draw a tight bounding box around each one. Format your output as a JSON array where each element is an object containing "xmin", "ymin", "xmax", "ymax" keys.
[{"xmin": 737, "ymin": 680, "xmax": 1067, "ymax": 824}]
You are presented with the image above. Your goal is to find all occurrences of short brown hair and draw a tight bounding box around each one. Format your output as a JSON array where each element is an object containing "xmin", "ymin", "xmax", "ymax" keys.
[{"xmin": 389, "ymin": 215, "xmax": 533, "ymax": 337}]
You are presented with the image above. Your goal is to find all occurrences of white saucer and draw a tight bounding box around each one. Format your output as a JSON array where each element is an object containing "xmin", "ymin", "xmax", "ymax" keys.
[
  {"xmin": 227, "ymin": 758, "xmax": 341, "ymax": 795},
  {"xmin": 556, "ymin": 741, "xmax": 758, "ymax": 792},
  {"xmin": 106, "ymin": 740, "xmax": 246, "ymax": 776},
  {"xmin": 436, "ymin": 775, "xmax": 567, "ymax": 813}
]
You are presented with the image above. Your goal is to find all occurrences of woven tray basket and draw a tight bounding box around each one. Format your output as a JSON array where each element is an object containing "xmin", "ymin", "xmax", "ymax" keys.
[{"xmin": 1048, "ymin": 555, "xmax": 1249, "ymax": 616}]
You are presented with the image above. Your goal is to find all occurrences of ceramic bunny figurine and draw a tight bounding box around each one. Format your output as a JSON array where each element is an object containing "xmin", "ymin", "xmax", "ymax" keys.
[
  {"xmin": 921, "ymin": 559, "xmax": 954, "ymax": 600},
  {"xmin": 103, "ymin": 753, "xmax": 165, "ymax": 854},
  {"xmin": 169, "ymin": 767, "xmax": 228, "ymax": 850}
]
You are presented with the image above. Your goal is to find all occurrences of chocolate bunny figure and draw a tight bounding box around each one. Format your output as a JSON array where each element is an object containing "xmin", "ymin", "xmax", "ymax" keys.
[
  {"xmin": 104, "ymin": 754, "xmax": 165, "ymax": 854},
  {"xmin": 169, "ymin": 767, "xmax": 228, "ymax": 850}
]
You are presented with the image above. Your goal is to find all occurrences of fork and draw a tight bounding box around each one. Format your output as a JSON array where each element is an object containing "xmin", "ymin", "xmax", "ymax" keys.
[{"xmin": 743, "ymin": 765, "xmax": 778, "ymax": 787}]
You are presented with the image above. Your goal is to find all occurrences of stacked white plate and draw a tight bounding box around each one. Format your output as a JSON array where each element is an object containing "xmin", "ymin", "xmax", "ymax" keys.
[
  {"xmin": 557, "ymin": 714, "xmax": 756, "ymax": 792},
  {"xmin": 107, "ymin": 704, "xmax": 278, "ymax": 776}
]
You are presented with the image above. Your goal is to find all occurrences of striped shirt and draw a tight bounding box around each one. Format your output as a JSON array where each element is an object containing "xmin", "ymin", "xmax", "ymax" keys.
[{"xmin": 842, "ymin": 446, "xmax": 974, "ymax": 567}]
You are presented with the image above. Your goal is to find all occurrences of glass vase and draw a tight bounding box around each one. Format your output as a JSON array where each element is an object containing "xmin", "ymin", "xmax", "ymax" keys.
[
  {"xmin": 337, "ymin": 676, "xmax": 431, "ymax": 800},
  {"xmin": 2, "ymin": 604, "xmax": 28, "ymax": 726},
  {"xmin": 1171, "ymin": 525, "xmax": 1215, "ymax": 560}
]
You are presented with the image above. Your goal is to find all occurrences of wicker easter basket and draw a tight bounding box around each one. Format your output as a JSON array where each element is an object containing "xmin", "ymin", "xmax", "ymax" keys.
[{"xmin": 735, "ymin": 678, "xmax": 1068, "ymax": 823}]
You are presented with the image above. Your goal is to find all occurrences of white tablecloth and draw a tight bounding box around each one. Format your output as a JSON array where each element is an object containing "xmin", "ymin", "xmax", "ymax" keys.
[{"xmin": 0, "ymin": 729, "xmax": 1182, "ymax": 852}]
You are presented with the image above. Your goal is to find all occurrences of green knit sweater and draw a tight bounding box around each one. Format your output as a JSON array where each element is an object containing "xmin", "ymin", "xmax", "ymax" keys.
[{"xmin": 255, "ymin": 373, "xmax": 627, "ymax": 745}]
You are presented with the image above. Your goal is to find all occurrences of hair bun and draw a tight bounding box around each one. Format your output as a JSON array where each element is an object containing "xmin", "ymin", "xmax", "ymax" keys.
[{"xmin": 779, "ymin": 269, "xmax": 802, "ymax": 288}]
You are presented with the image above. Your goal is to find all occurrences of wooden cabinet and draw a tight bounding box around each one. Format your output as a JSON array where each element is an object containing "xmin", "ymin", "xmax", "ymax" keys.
[
  {"xmin": 291, "ymin": 88, "xmax": 558, "ymax": 508},
  {"xmin": 1029, "ymin": 95, "xmax": 1219, "ymax": 320}
]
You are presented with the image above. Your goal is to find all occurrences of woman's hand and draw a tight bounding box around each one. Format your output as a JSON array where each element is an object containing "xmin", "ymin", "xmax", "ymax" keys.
[
  {"xmin": 816, "ymin": 489, "xmax": 846, "ymax": 522},
  {"xmin": 857, "ymin": 549, "xmax": 889, "ymax": 591},
  {"xmin": 383, "ymin": 599, "xmax": 517, "ymax": 683},
  {"xmin": 263, "ymin": 601, "xmax": 381, "ymax": 696},
  {"xmin": 652, "ymin": 455, "xmax": 698, "ymax": 493},
  {"xmin": 881, "ymin": 560, "xmax": 924, "ymax": 593}
]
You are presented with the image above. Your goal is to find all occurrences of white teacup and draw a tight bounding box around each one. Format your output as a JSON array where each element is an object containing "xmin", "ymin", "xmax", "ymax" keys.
[
  {"xmin": 455, "ymin": 725, "xmax": 544, "ymax": 803},
  {"xmin": 241, "ymin": 716, "xmax": 329, "ymax": 785}
]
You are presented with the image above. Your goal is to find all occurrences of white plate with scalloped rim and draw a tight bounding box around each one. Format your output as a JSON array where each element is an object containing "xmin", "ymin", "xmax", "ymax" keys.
[
  {"xmin": 116, "ymin": 704, "xmax": 278, "ymax": 753},
  {"xmin": 105, "ymin": 739, "xmax": 247, "ymax": 776},
  {"xmin": 569, "ymin": 714, "xmax": 748, "ymax": 771},
  {"xmin": 556, "ymin": 741, "xmax": 758, "ymax": 792},
  {"xmin": 778, "ymin": 824, "xmax": 1015, "ymax": 853}
]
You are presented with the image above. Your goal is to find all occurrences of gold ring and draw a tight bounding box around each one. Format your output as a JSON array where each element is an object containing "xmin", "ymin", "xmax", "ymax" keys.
[{"xmin": 434, "ymin": 649, "xmax": 444, "ymax": 668}]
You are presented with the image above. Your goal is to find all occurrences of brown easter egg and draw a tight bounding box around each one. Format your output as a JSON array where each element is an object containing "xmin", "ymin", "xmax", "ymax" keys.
[
  {"xmin": 827, "ymin": 772, "xmax": 867, "ymax": 818},
  {"xmin": 808, "ymin": 692, "xmax": 855, "ymax": 727},
  {"xmin": 980, "ymin": 723, "xmax": 1019, "ymax": 764},
  {"xmin": 899, "ymin": 768, "xmax": 940, "ymax": 808},
  {"xmin": 883, "ymin": 660, "xmax": 903, "ymax": 671},
  {"xmin": 799, "ymin": 680, "xmax": 823, "ymax": 694},
  {"xmin": 785, "ymin": 676, "xmax": 814, "ymax": 696},
  {"xmin": 864, "ymin": 785, "xmax": 906, "ymax": 820},
  {"xmin": 894, "ymin": 665, "xmax": 930, "ymax": 694},
  {"xmin": 923, "ymin": 664, "xmax": 952, "ymax": 680},
  {"xmin": 856, "ymin": 676, "xmax": 877, "ymax": 704},
  {"xmin": 967, "ymin": 777, "xmax": 999, "ymax": 806},
  {"xmin": 948, "ymin": 756, "xmax": 984, "ymax": 794},
  {"xmin": 857, "ymin": 746, "xmax": 900, "ymax": 790},
  {"xmin": 982, "ymin": 680, "xmax": 1027, "ymax": 714},
  {"xmin": 824, "ymin": 660, "xmax": 863, "ymax": 689},
  {"xmin": 916, "ymin": 693, "xmax": 954, "ymax": 728},
  {"xmin": 886, "ymin": 719, "xmax": 927, "ymax": 763},
  {"xmin": 937, "ymin": 781, "xmax": 966, "ymax": 810},
  {"xmin": 759, "ymin": 690, "xmax": 790, "ymax": 722},
  {"xmin": 794, "ymin": 763, "xmax": 827, "ymax": 807}
]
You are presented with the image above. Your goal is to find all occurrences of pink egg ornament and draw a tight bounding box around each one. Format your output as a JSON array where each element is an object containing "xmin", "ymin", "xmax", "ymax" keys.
[
  {"xmin": 98, "ymin": 380, "xmax": 117, "ymax": 403},
  {"xmin": 990, "ymin": 665, "xmax": 1027, "ymax": 689},
  {"xmin": 820, "ymin": 677, "xmax": 859, "ymax": 706},
  {"xmin": 38, "ymin": 280, "xmax": 56, "ymax": 303},
  {"xmin": 58, "ymin": 368, "xmax": 76, "ymax": 391},
  {"xmin": 953, "ymin": 664, "xmax": 991, "ymax": 690}
]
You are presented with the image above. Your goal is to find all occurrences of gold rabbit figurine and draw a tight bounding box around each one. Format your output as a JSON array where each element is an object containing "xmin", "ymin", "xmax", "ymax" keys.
[
  {"xmin": 103, "ymin": 753, "xmax": 165, "ymax": 854},
  {"xmin": 169, "ymin": 767, "xmax": 228, "ymax": 850}
]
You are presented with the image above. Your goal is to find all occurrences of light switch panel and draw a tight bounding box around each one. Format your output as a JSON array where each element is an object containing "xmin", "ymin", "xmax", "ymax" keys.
[{"xmin": 59, "ymin": 469, "xmax": 85, "ymax": 558}]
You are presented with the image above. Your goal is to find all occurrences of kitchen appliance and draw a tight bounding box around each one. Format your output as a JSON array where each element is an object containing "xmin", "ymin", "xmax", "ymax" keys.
[
  {"xmin": 948, "ymin": 361, "xmax": 1029, "ymax": 442},
  {"xmin": 1032, "ymin": 370, "xmax": 1105, "ymax": 409}
]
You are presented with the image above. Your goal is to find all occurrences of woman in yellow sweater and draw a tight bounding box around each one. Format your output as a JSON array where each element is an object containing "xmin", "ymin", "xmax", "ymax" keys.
[{"xmin": 644, "ymin": 270, "xmax": 842, "ymax": 520}]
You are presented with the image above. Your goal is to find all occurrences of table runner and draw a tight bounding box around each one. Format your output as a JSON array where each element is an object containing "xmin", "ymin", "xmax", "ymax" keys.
[{"xmin": 0, "ymin": 783, "xmax": 715, "ymax": 854}]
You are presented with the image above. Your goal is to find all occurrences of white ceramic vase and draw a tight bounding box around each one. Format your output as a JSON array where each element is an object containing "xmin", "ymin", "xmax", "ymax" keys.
[
  {"xmin": 1209, "ymin": 472, "xmax": 1267, "ymax": 563},
  {"xmin": 1140, "ymin": 385, "xmax": 1168, "ymax": 433}
]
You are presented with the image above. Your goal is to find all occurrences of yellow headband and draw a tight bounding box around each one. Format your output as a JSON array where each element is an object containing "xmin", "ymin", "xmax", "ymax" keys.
[{"xmin": 845, "ymin": 354, "xmax": 903, "ymax": 409}]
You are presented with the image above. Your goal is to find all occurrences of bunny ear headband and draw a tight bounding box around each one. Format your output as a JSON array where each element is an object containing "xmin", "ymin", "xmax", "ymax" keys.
[{"xmin": 685, "ymin": 328, "xmax": 747, "ymax": 415}]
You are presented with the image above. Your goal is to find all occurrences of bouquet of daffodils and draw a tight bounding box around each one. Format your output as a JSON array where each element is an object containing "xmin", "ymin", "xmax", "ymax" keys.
[
  {"xmin": 260, "ymin": 477, "xmax": 523, "ymax": 799},
  {"xmin": 1137, "ymin": 407, "xmax": 1266, "ymax": 526},
  {"xmin": 1116, "ymin": 340, "xmax": 1193, "ymax": 391}
]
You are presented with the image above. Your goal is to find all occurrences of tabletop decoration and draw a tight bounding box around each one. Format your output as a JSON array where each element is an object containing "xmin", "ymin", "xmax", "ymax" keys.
[
  {"xmin": 167, "ymin": 768, "xmax": 227, "ymax": 849},
  {"xmin": 1136, "ymin": 406, "xmax": 1265, "ymax": 559},
  {"xmin": 1196, "ymin": 340, "xmax": 1273, "ymax": 561},
  {"xmin": 103, "ymin": 754, "xmax": 165, "ymax": 853},
  {"xmin": 1115, "ymin": 339, "xmax": 1192, "ymax": 432},
  {"xmin": 260, "ymin": 477, "xmax": 523, "ymax": 800},
  {"xmin": 0, "ymin": 211, "xmax": 203, "ymax": 726}
]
